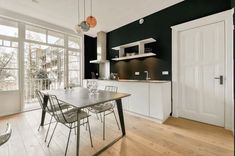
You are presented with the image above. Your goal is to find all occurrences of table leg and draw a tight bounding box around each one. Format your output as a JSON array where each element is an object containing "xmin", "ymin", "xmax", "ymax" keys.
[
  {"xmin": 40, "ymin": 95, "xmax": 49, "ymax": 126},
  {"xmin": 93, "ymin": 98, "xmax": 126, "ymax": 156},
  {"xmin": 116, "ymin": 99, "xmax": 126, "ymax": 136},
  {"xmin": 76, "ymin": 110, "xmax": 81, "ymax": 156}
]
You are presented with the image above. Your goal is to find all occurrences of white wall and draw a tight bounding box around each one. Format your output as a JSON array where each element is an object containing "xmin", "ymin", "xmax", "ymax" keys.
[{"xmin": 0, "ymin": 91, "xmax": 21, "ymax": 116}]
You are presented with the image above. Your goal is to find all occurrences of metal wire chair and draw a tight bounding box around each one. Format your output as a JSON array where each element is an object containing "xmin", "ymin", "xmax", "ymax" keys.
[
  {"xmin": 35, "ymin": 89, "xmax": 70, "ymax": 142},
  {"xmin": 47, "ymin": 94, "xmax": 93, "ymax": 156},
  {"xmin": 88, "ymin": 86, "xmax": 120, "ymax": 140}
]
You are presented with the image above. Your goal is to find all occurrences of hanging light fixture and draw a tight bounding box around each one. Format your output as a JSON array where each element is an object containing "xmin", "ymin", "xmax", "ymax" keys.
[
  {"xmin": 80, "ymin": 0, "xmax": 90, "ymax": 32},
  {"xmin": 75, "ymin": 0, "xmax": 83, "ymax": 34},
  {"xmin": 75, "ymin": 0, "xmax": 90, "ymax": 33},
  {"xmin": 86, "ymin": 0, "xmax": 97, "ymax": 28}
]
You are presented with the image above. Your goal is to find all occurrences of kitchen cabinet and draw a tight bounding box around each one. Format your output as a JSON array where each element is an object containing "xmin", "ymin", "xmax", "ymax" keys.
[
  {"xmin": 83, "ymin": 79, "xmax": 171, "ymax": 123},
  {"xmin": 149, "ymin": 83, "xmax": 171, "ymax": 121}
]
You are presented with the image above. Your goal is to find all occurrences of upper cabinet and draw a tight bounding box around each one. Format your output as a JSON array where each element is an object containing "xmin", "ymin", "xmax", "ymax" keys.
[{"xmin": 111, "ymin": 38, "xmax": 156, "ymax": 61}]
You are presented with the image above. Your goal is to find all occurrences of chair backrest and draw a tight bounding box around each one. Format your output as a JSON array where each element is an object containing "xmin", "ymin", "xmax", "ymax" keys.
[
  {"xmin": 35, "ymin": 89, "xmax": 45, "ymax": 110},
  {"xmin": 48, "ymin": 95, "xmax": 69, "ymax": 123},
  {"xmin": 0, "ymin": 123, "xmax": 12, "ymax": 146},
  {"xmin": 105, "ymin": 86, "xmax": 118, "ymax": 106},
  {"xmin": 105, "ymin": 86, "xmax": 118, "ymax": 92}
]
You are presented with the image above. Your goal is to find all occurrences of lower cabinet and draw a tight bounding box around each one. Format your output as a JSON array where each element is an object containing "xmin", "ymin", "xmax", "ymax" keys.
[
  {"xmin": 149, "ymin": 83, "xmax": 171, "ymax": 121},
  {"xmin": 83, "ymin": 80, "xmax": 171, "ymax": 122}
]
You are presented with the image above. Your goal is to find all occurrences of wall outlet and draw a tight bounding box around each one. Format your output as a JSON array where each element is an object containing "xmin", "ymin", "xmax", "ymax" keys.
[
  {"xmin": 135, "ymin": 72, "xmax": 140, "ymax": 76},
  {"xmin": 162, "ymin": 71, "xmax": 169, "ymax": 75}
]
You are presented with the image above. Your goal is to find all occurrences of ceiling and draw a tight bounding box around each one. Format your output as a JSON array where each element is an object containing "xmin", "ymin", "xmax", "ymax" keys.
[{"xmin": 0, "ymin": 0, "xmax": 183, "ymax": 37}]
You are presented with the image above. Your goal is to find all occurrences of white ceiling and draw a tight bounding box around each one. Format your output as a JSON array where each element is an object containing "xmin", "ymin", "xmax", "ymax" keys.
[{"xmin": 0, "ymin": 0, "xmax": 183, "ymax": 37}]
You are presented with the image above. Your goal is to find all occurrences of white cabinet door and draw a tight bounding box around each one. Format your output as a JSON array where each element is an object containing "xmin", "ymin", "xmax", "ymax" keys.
[
  {"xmin": 128, "ymin": 82, "xmax": 149, "ymax": 116},
  {"xmin": 115, "ymin": 82, "xmax": 130, "ymax": 111},
  {"xmin": 149, "ymin": 83, "xmax": 163, "ymax": 119},
  {"xmin": 149, "ymin": 83, "xmax": 171, "ymax": 121}
]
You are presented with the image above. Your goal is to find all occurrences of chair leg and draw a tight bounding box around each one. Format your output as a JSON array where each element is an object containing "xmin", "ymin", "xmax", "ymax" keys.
[
  {"xmin": 47, "ymin": 122, "xmax": 58, "ymax": 147},
  {"xmin": 100, "ymin": 113, "xmax": 103, "ymax": 123},
  {"xmin": 74, "ymin": 122, "xmax": 77, "ymax": 135},
  {"xmin": 103, "ymin": 112, "xmax": 105, "ymax": 140},
  {"xmin": 65, "ymin": 126, "xmax": 72, "ymax": 156},
  {"xmin": 112, "ymin": 109, "xmax": 120, "ymax": 130},
  {"xmin": 96, "ymin": 113, "xmax": 99, "ymax": 120},
  {"xmin": 37, "ymin": 124, "xmax": 41, "ymax": 131},
  {"xmin": 87, "ymin": 117, "xmax": 93, "ymax": 147},
  {"xmin": 45, "ymin": 115, "xmax": 53, "ymax": 142}
]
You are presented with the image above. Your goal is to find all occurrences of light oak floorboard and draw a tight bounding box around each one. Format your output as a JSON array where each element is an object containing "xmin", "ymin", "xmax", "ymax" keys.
[{"xmin": 0, "ymin": 109, "xmax": 233, "ymax": 156}]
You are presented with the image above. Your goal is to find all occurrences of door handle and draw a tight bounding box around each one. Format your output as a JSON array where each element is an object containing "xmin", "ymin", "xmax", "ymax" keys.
[{"xmin": 214, "ymin": 75, "xmax": 223, "ymax": 85}]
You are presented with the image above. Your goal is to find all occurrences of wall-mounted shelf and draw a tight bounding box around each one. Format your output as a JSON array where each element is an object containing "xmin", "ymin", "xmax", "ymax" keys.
[
  {"xmin": 111, "ymin": 38, "xmax": 156, "ymax": 61},
  {"xmin": 112, "ymin": 38, "xmax": 156, "ymax": 50},
  {"xmin": 112, "ymin": 53, "xmax": 156, "ymax": 61}
]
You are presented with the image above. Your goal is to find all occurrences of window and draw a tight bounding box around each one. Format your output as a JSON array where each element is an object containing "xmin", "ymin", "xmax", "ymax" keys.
[
  {"xmin": 0, "ymin": 18, "xmax": 18, "ymax": 37},
  {"xmin": 0, "ymin": 40, "xmax": 19, "ymax": 91},
  {"xmin": 68, "ymin": 36, "xmax": 80, "ymax": 49},
  {"xmin": 0, "ymin": 19, "xmax": 82, "ymax": 93},
  {"xmin": 26, "ymin": 25, "xmax": 46, "ymax": 43},
  {"xmin": 48, "ymin": 31, "xmax": 64, "ymax": 46},
  {"xmin": 68, "ymin": 50, "xmax": 80, "ymax": 86}
]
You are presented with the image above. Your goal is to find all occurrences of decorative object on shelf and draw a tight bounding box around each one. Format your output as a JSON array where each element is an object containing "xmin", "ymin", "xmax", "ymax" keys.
[{"xmin": 86, "ymin": 0, "xmax": 97, "ymax": 28}]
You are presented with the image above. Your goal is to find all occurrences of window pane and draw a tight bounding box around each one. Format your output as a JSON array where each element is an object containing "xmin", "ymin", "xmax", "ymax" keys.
[
  {"xmin": 0, "ymin": 18, "xmax": 18, "ymax": 37},
  {"xmin": 0, "ymin": 47, "xmax": 18, "ymax": 69},
  {"xmin": 3, "ymin": 40, "xmax": 11, "ymax": 47},
  {"xmin": 26, "ymin": 25, "xmax": 46, "ymax": 43},
  {"xmin": 24, "ymin": 43, "xmax": 65, "ymax": 90},
  {"xmin": 0, "ymin": 69, "xmax": 18, "ymax": 91},
  {"xmin": 68, "ymin": 36, "xmax": 80, "ymax": 49},
  {"xmin": 69, "ymin": 70, "xmax": 80, "ymax": 86},
  {"xmin": 68, "ymin": 51, "xmax": 80, "ymax": 86},
  {"xmin": 48, "ymin": 31, "xmax": 64, "ymax": 46}
]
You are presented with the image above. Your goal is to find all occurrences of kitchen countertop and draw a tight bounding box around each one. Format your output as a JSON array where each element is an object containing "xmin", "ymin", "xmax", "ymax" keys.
[{"xmin": 84, "ymin": 79, "xmax": 170, "ymax": 83}]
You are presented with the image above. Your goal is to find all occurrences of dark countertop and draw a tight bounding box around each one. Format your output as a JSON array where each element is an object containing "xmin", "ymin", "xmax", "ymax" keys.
[{"xmin": 84, "ymin": 79, "xmax": 171, "ymax": 83}]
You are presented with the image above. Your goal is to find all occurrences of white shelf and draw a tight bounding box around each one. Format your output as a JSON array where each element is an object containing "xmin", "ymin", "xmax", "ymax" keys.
[
  {"xmin": 112, "ymin": 38, "xmax": 156, "ymax": 50},
  {"xmin": 112, "ymin": 53, "xmax": 156, "ymax": 61},
  {"xmin": 89, "ymin": 60, "xmax": 109, "ymax": 64}
]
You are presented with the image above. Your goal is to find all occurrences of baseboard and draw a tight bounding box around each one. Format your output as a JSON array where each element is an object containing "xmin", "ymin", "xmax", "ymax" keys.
[{"xmin": 124, "ymin": 110, "xmax": 167, "ymax": 124}]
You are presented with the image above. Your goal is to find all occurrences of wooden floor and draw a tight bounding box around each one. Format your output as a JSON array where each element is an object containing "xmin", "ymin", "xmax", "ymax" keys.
[{"xmin": 0, "ymin": 109, "xmax": 233, "ymax": 156}]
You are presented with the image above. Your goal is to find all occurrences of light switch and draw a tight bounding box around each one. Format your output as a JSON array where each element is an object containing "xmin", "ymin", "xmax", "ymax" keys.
[
  {"xmin": 162, "ymin": 71, "xmax": 169, "ymax": 75},
  {"xmin": 135, "ymin": 72, "xmax": 140, "ymax": 76}
]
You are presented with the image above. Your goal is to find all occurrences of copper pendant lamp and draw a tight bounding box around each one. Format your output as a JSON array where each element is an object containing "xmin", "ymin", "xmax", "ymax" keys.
[{"xmin": 86, "ymin": 0, "xmax": 97, "ymax": 28}]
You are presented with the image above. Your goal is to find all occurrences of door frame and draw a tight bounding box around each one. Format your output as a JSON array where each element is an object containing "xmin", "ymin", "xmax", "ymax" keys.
[{"xmin": 171, "ymin": 9, "xmax": 234, "ymax": 131}]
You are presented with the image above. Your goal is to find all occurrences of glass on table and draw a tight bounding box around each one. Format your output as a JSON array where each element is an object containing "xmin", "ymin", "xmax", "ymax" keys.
[{"xmin": 87, "ymin": 80, "xmax": 98, "ymax": 94}]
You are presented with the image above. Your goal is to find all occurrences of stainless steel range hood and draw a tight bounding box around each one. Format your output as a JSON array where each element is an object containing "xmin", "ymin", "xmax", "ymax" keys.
[{"xmin": 90, "ymin": 31, "xmax": 109, "ymax": 64}]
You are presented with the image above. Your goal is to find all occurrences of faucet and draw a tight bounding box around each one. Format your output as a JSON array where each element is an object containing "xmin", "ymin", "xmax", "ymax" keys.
[{"xmin": 144, "ymin": 71, "xmax": 151, "ymax": 80}]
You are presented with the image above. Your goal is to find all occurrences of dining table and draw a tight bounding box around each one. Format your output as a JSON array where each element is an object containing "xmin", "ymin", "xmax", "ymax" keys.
[{"xmin": 40, "ymin": 87, "xmax": 130, "ymax": 156}]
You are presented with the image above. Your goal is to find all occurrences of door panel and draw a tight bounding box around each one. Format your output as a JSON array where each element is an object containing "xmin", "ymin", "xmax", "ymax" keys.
[{"xmin": 179, "ymin": 22, "xmax": 225, "ymax": 127}]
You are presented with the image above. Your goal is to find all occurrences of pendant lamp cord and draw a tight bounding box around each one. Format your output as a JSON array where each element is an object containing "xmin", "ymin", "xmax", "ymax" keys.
[
  {"xmin": 91, "ymin": 0, "xmax": 92, "ymax": 16},
  {"xmin": 84, "ymin": 0, "xmax": 85, "ymax": 20},
  {"xmin": 77, "ymin": 0, "xmax": 79, "ymax": 23}
]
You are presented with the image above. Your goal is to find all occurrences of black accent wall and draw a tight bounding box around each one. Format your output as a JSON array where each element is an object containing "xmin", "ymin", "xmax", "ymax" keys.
[
  {"xmin": 107, "ymin": 0, "xmax": 233, "ymax": 80},
  {"xmin": 84, "ymin": 35, "xmax": 98, "ymax": 79}
]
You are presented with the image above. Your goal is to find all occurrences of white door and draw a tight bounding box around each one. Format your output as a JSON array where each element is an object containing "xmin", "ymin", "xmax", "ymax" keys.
[{"xmin": 178, "ymin": 21, "xmax": 225, "ymax": 127}]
